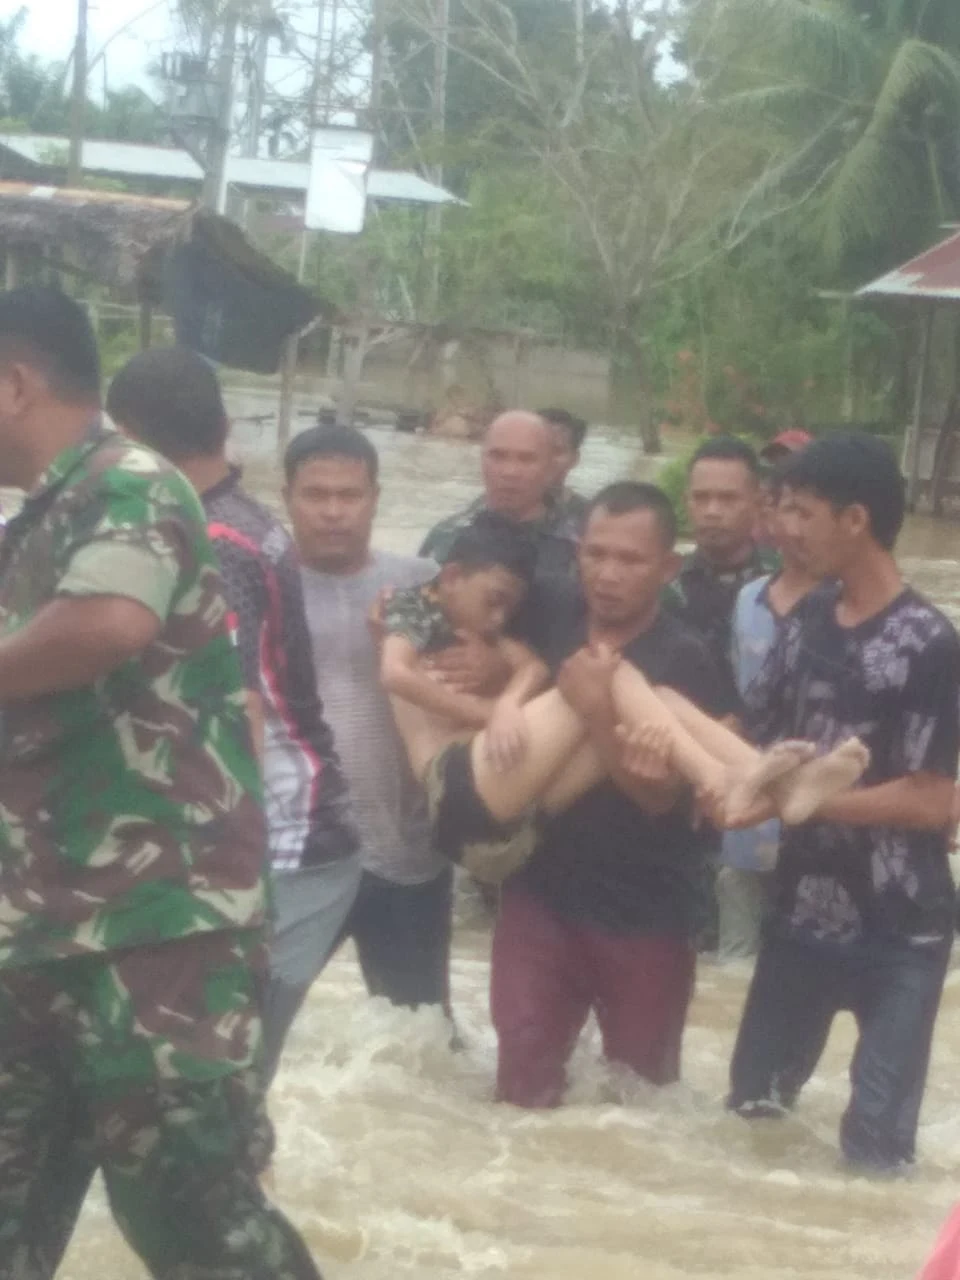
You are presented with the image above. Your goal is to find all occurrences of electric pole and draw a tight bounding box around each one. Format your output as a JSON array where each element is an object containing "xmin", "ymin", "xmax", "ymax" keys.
[
  {"xmin": 202, "ymin": 5, "xmax": 239, "ymax": 213},
  {"xmin": 244, "ymin": 25, "xmax": 269, "ymax": 157},
  {"xmin": 423, "ymin": 0, "xmax": 448, "ymax": 320},
  {"xmin": 67, "ymin": 0, "xmax": 88, "ymax": 187}
]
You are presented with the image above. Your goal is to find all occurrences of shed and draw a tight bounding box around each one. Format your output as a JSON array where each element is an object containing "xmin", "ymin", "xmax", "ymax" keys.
[
  {"xmin": 0, "ymin": 182, "xmax": 326, "ymax": 374},
  {"xmin": 857, "ymin": 230, "xmax": 960, "ymax": 511}
]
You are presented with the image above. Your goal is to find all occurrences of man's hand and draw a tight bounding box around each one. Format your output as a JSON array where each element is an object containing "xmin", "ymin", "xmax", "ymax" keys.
[
  {"xmin": 424, "ymin": 631, "xmax": 511, "ymax": 696},
  {"xmin": 616, "ymin": 722, "xmax": 672, "ymax": 787},
  {"xmin": 367, "ymin": 588, "xmax": 392, "ymax": 646},
  {"xmin": 484, "ymin": 698, "xmax": 529, "ymax": 774},
  {"xmin": 557, "ymin": 644, "xmax": 620, "ymax": 723}
]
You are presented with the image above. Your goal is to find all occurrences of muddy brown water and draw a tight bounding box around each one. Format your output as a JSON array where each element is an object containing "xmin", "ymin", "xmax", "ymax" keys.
[{"xmin": 60, "ymin": 420, "xmax": 960, "ymax": 1280}]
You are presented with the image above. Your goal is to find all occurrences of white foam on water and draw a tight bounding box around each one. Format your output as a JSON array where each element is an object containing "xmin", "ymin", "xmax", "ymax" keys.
[
  {"xmin": 58, "ymin": 432, "xmax": 960, "ymax": 1278},
  {"xmin": 59, "ymin": 931, "xmax": 960, "ymax": 1280}
]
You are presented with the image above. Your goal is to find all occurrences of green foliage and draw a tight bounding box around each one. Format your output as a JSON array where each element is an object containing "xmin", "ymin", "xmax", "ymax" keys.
[
  {"xmin": 99, "ymin": 325, "xmax": 140, "ymax": 380},
  {"xmin": 657, "ymin": 449, "xmax": 695, "ymax": 536},
  {"xmin": 0, "ymin": 8, "xmax": 164, "ymax": 143}
]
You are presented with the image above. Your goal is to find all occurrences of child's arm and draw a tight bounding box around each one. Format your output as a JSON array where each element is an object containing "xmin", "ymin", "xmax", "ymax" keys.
[
  {"xmin": 381, "ymin": 634, "xmax": 493, "ymax": 728},
  {"xmin": 483, "ymin": 639, "xmax": 551, "ymax": 773},
  {"xmin": 496, "ymin": 638, "xmax": 551, "ymax": 705}
]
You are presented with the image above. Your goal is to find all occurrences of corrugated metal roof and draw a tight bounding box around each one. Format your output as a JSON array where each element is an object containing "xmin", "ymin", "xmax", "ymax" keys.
[
  {"xmin": 0, "ymin": 134, "xmax": 466, "ymax": 206},
  {"xmin": 857, "ymin": 230, "xmax": 960, "ymax": 301}
]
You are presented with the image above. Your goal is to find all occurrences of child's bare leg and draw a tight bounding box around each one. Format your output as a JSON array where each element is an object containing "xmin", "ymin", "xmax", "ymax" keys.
[
  {"xmin": 539, "ymin": 741, "xmax": 607, "ymax": 815},
  {"xmin": 610, "ymin": 664, "xmax": 734, "ymax": 811},
  {"xmin": 655, "ymin": 684, "xmax": 757, "ymax": 769},
  {"xmin": 470, "ymin": 688, "xmax": 588, "ymax": 822},
  {"xmin": 612, "ymin": 666, "xmax": 815, "ymax": 820}
]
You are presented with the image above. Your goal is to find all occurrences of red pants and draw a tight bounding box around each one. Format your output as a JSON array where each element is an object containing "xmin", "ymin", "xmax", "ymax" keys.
[
  {"xmin": 919, "ymin": 1203, "xmax": 960, "ymax": 1280},
  {"xmin": 490, "ymin": 886, "xmax": 696, "ymax": 1108}
]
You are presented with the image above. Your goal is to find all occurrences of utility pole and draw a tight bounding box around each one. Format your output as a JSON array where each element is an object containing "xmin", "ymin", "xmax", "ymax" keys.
[
  {"xmin": 202, "ymin": 5, "xmax": 239, "ymax": 213},
  {"xmin": 244, "ymin": 25, "xmax": 269, "ymax": 157},
  {"xmin": 423, "ymin": 0, "xmax": 448, "ymax": 320},
  {"xmin": 67, "ymin": 0, "xmax": 88, "ymax": 187},
  {"xmin": 368, "ymin": 0, "xmax": 386, "ymax": 138}
]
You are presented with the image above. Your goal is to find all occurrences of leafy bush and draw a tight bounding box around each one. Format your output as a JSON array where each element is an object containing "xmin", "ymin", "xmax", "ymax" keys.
[{"xmin": 657, "ymin": 447, "xmax": 696, "ymax": 535}]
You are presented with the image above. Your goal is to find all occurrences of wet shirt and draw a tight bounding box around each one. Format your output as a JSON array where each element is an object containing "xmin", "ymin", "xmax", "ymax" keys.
[
  {"xmin": 301, "ymin": 552, "xmax": 446, "ymax": 886},
  {"xmin": 419, "ymin": 496, "xmax": 582, "ymax": 656},
  {"xmin": 203, "ymin": 470, "xmax": 358, "ymax": 874},
  {"xmin": 515, "ymin": 604, "xmax": 733, "ymax": 935},
  {"xmin": 745, "ymin": 583, "xmax": 960, "ymax": 948},
  {"xmin": 0, "ymin": 424, "xmax": 267, "ymax": 970},
  {"xmin": 664, "ymin": 544, "xmax": 779, "ymax": 707},
  {"xmin": 381, "ymin": 579, "xmax": 458, "ymax": 654}
]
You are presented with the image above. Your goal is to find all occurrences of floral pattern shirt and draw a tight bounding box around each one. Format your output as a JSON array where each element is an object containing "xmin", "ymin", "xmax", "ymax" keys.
[{"xmin": 745, "ymin": 583, "xmax": 960, "ymax": 948}]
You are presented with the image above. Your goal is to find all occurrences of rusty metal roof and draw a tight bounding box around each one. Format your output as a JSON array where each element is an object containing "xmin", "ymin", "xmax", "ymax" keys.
[{"xmin": 857, "ymin": 230, "xmax": 960, "ymax": 301}]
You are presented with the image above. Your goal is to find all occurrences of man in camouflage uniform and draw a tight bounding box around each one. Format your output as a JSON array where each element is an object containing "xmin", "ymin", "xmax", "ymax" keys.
[
  {"xmin": 420, "ymin": 410, "xmax": 582, "ymax": 656},
  {"xmin": 0, "ymin": 287, "xmax": 321, "ymax": 1277}
]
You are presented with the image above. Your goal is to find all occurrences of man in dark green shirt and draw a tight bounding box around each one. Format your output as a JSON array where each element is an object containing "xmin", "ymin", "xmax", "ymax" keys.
[
  {"xmin": 0, "ymin": 289, "xmax": 321, "ymax": 1278},
  {"xmin": 663, "ymin": 436, "xmax": 778, "ymax": 709}
]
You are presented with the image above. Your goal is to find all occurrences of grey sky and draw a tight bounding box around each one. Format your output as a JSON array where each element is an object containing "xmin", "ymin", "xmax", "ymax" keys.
[{"xmin": 2, "ymin": 0, "xmax": 172, "ymax": 92}]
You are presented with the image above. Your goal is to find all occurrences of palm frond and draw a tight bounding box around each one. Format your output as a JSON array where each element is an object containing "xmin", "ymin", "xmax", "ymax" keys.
[
  {"xmin": 869, "ymin": 37, "xmax": 960, "ymax": 130},
  {"xmin": 719, "ymin": 0, "xmax": 875, "ymax": 91},
  {"xmin": 819, "ymin": 126, "xmax": 932, "ymax": 262}
]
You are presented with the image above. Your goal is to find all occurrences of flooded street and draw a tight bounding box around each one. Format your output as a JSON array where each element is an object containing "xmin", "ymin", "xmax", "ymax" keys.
[{"xmin": 62, "ymin": 421, "xmax": 960, "ymax": 1280}]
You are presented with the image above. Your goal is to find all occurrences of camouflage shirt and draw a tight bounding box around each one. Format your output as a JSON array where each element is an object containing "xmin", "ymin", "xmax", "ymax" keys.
[
  {"xmin": 419, "ymin": 495, "xmax": 582, "ymax": 580},
  {"xmin": 381, "ymin": 580, "xmax": 457, "ymax": 654},
  {"xmin": 419, "ymin": 496, "xmax": 582, "ymax": 656},
  {"xmin": 0, "ymin": 423, "xmax": 267, "ymax": 969}
]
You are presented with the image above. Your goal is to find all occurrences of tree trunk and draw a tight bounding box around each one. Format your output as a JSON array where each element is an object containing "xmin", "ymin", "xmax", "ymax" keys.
[{"xmin": 607, "ymin": 324, "xmax": 661, "ymax": 454}]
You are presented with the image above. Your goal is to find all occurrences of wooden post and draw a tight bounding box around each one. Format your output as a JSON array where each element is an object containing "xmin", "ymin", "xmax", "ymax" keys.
[
  {"xmin": 277, "ymin": 334, "xmax": 299, "ymax": 461},
  {"xmin": 906, "ymin": 307, "xmax": 935, "ymax": 510},
  {"xmin": 138, "ymin": 300, "xmax": 154, "ymax": 350},
  {"xmin": 337, "ymin": 324, "xmax": 368, "ymax": 427},
  {"xmin": 67, "ymin": 0, "xmax": 88, "ymax": 188}
]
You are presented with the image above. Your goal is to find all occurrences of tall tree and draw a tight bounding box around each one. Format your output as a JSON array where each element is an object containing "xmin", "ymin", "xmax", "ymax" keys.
[{"xmin": 712, "ymin": 0, "xmax": 960, "ymax": 277}]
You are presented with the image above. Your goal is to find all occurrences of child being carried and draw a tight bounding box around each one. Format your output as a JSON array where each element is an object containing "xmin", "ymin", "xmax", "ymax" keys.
[{"xmin": 380, "ymin": 513, "xmax": 869, "ymax": 883}]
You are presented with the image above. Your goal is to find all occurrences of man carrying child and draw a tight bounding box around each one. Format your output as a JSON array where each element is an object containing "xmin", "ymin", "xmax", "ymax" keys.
[{"xmin": 377, "ymin": 482, "xmax": 869, "ymax": 1107}]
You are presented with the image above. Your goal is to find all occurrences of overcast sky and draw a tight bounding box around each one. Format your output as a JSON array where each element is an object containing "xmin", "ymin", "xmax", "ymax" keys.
[{"xmin": 2, "ymin": 0, "xmax": 173, "ymax": 93}]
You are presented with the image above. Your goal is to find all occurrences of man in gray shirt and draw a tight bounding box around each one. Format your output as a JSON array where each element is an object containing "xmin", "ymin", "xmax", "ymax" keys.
[{"xmin": 285, "ymin": 425, "xmax": 453, "ymax": 1008}]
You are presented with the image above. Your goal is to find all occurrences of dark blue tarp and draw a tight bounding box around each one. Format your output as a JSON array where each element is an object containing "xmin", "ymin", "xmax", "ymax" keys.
[{"xmin": 164, "ymin": 215, "xmax": 322, "ymax": 374}]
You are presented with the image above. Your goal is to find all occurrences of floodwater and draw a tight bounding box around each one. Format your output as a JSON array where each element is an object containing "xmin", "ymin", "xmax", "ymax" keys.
[{"xmin": 62, "ymin": 420, "xmax": 960, "ymax": 1280}]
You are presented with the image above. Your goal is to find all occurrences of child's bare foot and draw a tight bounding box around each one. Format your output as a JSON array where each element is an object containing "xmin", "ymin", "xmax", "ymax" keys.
[
  {"xmin": 695, "ymin": 760, "xmax": 729, "ymax": 826},
  {"xmin": 776, "ymin": 737, "xmax": 871, "ymax": 825},
  {"xmin": 726, "ymin": 740, "xmax": 818, "ymax": 824}
]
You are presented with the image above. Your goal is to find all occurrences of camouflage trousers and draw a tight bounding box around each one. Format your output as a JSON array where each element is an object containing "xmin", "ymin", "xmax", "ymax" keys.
[{"xmin": 0, "ymin": 929, "xmax": 322, "ymax": 1280}]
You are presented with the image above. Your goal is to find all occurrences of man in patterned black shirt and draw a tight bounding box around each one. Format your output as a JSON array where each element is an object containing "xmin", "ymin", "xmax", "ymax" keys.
[
  {"xmin": 727, "ymin": 432, "xmax": 960, "ymax": 1172},
  {"xmin": 108, "ymin": 349, "xmax": 361, "ymax": 1100}
]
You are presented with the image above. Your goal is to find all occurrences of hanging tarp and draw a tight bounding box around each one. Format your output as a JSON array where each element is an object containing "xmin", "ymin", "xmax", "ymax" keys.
[{"xmin": 165, "ymin": 212, "xmax": 324, "ymax": 373}]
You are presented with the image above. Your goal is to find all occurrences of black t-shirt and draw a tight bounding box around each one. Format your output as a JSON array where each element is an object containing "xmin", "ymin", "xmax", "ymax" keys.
[
  {"xmin": 746, "ymin": 583, "xmax": 960, "ymax": 948},
  {"xmin": 663, "ymin": 545, "xmax": 780, "ymax": 714},
  {"xmin": 514, "ymin": 604, "xmax": 734, "ymax": 935}
]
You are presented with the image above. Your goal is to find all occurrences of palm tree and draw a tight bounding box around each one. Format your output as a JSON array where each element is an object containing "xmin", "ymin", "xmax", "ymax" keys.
[{"xmin": 716, "ymin": 0, "xmax": 960, "ymax": 274}]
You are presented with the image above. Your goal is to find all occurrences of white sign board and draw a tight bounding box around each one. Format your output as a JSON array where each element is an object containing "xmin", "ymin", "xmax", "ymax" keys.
[{"xmin": 305, "ymin": 127, "xmax": 374, "ymax": 234}]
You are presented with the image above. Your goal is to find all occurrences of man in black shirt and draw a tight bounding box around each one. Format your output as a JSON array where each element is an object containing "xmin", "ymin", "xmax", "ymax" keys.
[
  {"xmin": 663, "ymin": 436, "xmax": 778, "ymax": 949},
  {"xmin": 664, "ymin": 436, "xmax": 778, "ymax": 704},
  {"xmin": 490, "ymin": 482, "xmax": 733, "ymax": 1108},
  {"xmin": 728, "ymin": 432, "xmax": 960, "ymax": 1172}
]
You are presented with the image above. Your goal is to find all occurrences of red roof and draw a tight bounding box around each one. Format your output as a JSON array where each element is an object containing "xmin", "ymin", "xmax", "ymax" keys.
[{"xmin": 858, "ymin": 230, "xmax": 960, "ymax": 301}]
